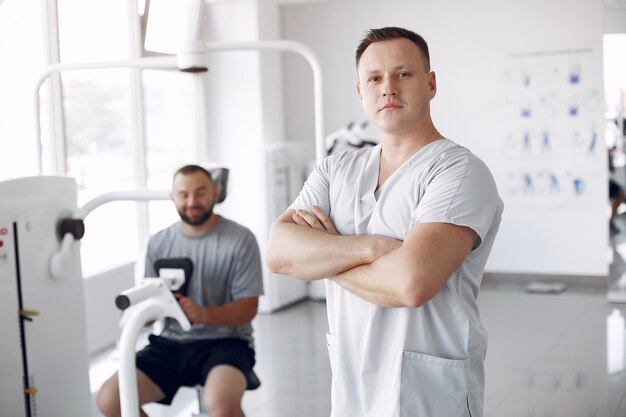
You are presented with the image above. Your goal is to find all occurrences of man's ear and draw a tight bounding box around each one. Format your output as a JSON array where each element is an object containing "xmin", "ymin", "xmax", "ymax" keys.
[
  {"xmin": 356, "ymin": 82, "xmax": 362, "ymax": 101},
  {"xmin": 428, "ymin": 71, "xmax": 437, "ymax": 99}
]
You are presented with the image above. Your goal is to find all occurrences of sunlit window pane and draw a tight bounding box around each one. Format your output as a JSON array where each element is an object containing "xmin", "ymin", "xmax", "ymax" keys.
[
  {"xmin": 0, "ymin": 0, "xmax": 44, "ymax": 180},
  {"xmin": 58, "ymin": 0, "xmax": 127, "ymax": 63},
  {"xmin": 81, "ymin": 203, "xmax": 139, "ymax": 277},
  {"xmin": 63, "ymin": 69, "xmax": 131, "ymax": 194},
  {"xmin": 604, "ymin": 34, "xmax": 626, "ymax": 119},
  {"xmin": 58, "ymin": 0, "xmax": 136, "ymax": 276},
  {"xmin": 61, "ymin": 68, "xmax": 138, "ymax": 276},
  {"xmin": 143, "ymin": 69, "xmax": 196, "ymax": 234}
]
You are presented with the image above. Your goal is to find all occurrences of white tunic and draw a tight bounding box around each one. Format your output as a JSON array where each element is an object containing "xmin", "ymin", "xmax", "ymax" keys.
[{"xmin": 291, "ymin": 139, "xmax": 504, "ymax": 417}]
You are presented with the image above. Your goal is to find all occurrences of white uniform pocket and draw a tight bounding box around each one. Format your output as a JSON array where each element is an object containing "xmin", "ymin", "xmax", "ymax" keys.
[
  {"xmin": 400, "ymin": 351, "xmax": 470, "ymax": 417},
  {"xmin": 326, "ymin": 332, "xmax": 338, "ymax": 375}
]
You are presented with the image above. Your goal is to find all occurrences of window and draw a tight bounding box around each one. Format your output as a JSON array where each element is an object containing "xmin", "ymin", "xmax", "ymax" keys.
[
  {"xmin": 3, "ymin": 0, "xmax": 198, "ymax": 276},
  {"xmin": 0, "ymin": 0, "xmax": 44, "ymax": 180},
  {"xmin": 143, "ymin": 69, "xmax": 196, "ymax": 234},
  {"xmin": 55, "ymin": 0, "xmax": 195, "ymax": 276},
  {"xmin": 57, "ymin": 0, "xmax": 139, "ymax": 276},
  {"xmin": 604, "ymin": 34, "xmax": 626, "ymax": 120}
]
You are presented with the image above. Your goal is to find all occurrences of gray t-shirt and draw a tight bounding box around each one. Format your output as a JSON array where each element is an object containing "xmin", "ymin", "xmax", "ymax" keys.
[{"xmin": 145, "ymin": 216, "xmax": 264, "ymax": 346}]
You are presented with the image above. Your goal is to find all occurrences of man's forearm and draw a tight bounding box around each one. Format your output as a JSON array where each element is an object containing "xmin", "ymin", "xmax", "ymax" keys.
[
  {"xmin": 197, "ymin": 298, "xmax": 258, "ymax": 327},
  {"xmin": 331, "ymin": 222, "xmax": 477, "ymax": 308},
  {"xmin": 266, "ymin": 220, "xmax": 380, "ymax": 281},
  {"xmin": 331, "ymin": 248, "xmax": 414, "ymax": 308}
]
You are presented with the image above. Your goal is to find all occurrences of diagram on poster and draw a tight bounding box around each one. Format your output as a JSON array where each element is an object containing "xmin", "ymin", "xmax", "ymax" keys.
[{"xmin": 498, "ymin": 47, "xmax": 603, "ymax": 208}]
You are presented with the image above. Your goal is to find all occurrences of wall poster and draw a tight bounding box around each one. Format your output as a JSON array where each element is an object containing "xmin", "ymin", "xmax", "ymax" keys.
[{"xmin": 498, "ymin": 47, "xmax": 604, "ymax": 209}]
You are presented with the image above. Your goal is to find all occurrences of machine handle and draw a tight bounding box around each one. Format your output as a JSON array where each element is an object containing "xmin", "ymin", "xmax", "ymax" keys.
[
  {"xmin": 115, "ymin": 282, "xmax": 161, "ymax": 311},
  {"xmin": 115, "ymin": 295, "xmax": 131, "ymax": 310},
  {"xmin": 57, "ymin": 218, "xmax": 84, "ymax": 240}
]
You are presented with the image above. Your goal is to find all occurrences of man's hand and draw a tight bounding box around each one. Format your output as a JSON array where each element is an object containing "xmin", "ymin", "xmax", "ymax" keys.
[
  {"xmin": 292, "ymin": 205, "xmax": 401, "ymax": 265},
  {"xmin": 267, "ymin": 206, "xmax": 402, "ymax": 281},
  {"xmin": 175, "ymin": 293, "xmax": 207, "ymax": 324},
  {"xmin": 292, "ymin": 205, "xmax": 338, "ymax": 235}
]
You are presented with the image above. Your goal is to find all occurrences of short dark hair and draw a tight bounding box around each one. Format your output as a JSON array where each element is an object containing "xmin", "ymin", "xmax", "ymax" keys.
[
  {"xmin": 355, "ymin": 27, "xmax": 430, "ymax": 72},
  {"xmin": 173, "ymin": 164, "xmax": 213, "ymax": 182}
]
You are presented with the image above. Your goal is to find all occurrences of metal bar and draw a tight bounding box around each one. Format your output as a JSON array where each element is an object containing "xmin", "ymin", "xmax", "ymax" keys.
[
  {"xmin": 33, "ymin": 56, "xmax": 179, "ymax": 174},
  {"xmin": 39, "ymin": 0, "xmax": 66, "ymax": 175},
  {"xmin": 74, "ymin": 189, "xmax": 170, "ymax": 220},
  {"xmin": 198, "ymin": 40, "xmax": 326, "ymax": 161},
  {"xmin": 34, "ymin": 40, "xmax": 326, "ymax": 173},
  {"xmin": 126, "ymin": 0, "xmax": 151, "ymax": 264}
]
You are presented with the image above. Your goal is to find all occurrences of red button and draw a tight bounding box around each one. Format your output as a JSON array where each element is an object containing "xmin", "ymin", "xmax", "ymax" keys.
[{"xmin": 0, "ymin": 241, "xmax": 3, "ymax": 247}]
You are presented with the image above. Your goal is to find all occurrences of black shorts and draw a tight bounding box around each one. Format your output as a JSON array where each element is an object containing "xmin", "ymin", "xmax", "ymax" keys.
[
  {"xmin": 610, "ymin": 179, "xmax": 621, "ymax": 199},
  {"xmin": 136, "ymin": 335, "xmax": 255, "ymax": 405}
]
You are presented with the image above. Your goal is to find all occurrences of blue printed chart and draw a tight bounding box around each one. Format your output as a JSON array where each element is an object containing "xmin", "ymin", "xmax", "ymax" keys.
[{"xmin": 498, "ymin": 48, "xmax": 604, "ymax": 209}]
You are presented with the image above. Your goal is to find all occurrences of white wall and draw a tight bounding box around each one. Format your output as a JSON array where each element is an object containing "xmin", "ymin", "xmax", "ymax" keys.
[
  {"xmin": 197, "ymin": 0, "xmax": 309, "ymax": 310},
  {"xmin": 281, "ymin": 0, "xmax": 608, "ymax": 276},
  {"xmin": 200, "ymin": 0, "xmax": 268, "ymax": 235},
  {"xmin": 84, "ymin": 262, "xmax": 135, "ymax": 354},
  {"xmin": 605, "ymin": 3, "xmax": 626, "ymax": 33}
]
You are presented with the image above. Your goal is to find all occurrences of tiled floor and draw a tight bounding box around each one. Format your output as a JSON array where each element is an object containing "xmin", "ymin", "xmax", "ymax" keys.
[
  {"xmin": 91, "ymin": 225, "xmax": 626, "ymax": 417},
  {"xmin": 480, "ymin": 283, "xmax": 609, "ymax": 417}
]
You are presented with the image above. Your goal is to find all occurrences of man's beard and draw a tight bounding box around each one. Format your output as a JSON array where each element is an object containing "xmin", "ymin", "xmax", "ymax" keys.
[{"xmin": 178, "ymin": 204, "xmax": 214, "ymax": 226}]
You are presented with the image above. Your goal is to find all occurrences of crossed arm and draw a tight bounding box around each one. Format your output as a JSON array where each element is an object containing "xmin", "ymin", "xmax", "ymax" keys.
[
  {"xmin": 265, "ymin": 206, "xmax": 400, "ymax": 281},
  {"xmin": 266, "ymin": 206, "xmax": 477, "ymax": 308}
]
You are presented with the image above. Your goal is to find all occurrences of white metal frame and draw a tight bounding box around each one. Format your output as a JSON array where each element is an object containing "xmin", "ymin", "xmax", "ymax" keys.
[
  {"xmin": 32, "ymin": 55, "xmax": 179, "ymax": 175},
  {"xmin": 117, "ymin": 276, "xmax": 191, "ymax": 417},
  {"xmin": 39, "ymin": 0, "xmax": 66, "ymax": 175},
  {"xmin": 33, "ymin": 40, "xmax": 325, "ymax": 174},
  {"xmin": 42, "ymin": 40, "xmax": 326, "ymax": 284}
]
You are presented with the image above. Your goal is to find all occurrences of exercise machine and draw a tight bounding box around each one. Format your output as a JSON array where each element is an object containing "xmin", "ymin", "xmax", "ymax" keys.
[
  {"xmin": 115, "ymin": 259, "xmax": 192, "ymax": 417},
  {"xmin": 0, "ymin": 176, "xmax": 92, "ymax": 417}
]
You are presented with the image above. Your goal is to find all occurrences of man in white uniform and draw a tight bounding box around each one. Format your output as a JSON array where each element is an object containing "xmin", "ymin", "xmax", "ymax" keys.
[{"xmin": 266, "ymin": 27, "xmax": 503, "ymax": 417}]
